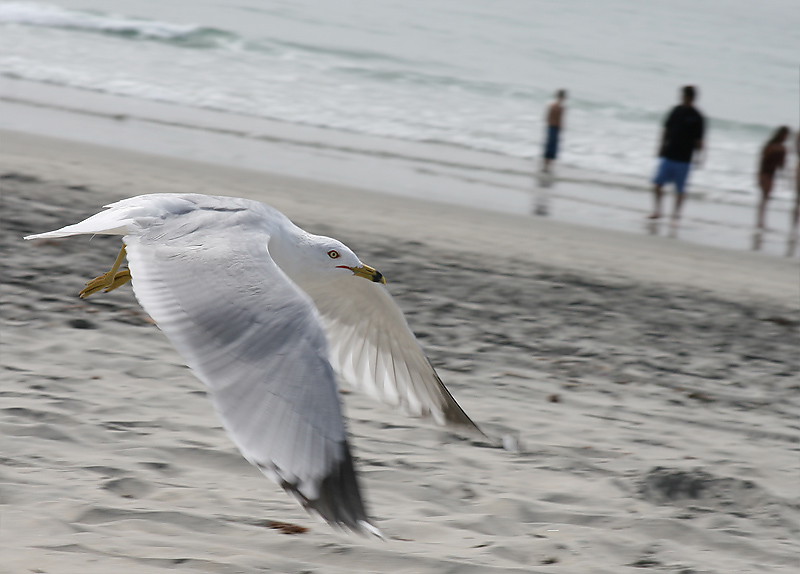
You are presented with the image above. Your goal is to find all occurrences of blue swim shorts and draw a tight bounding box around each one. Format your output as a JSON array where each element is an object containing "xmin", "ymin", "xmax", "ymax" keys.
[
  {"xmin": 653, "ymin": 158, "xmax": 691, "ymax": 194},
  {"xmin": 543, "ymin": 126, "xmax": 560, "ymax": 160}
]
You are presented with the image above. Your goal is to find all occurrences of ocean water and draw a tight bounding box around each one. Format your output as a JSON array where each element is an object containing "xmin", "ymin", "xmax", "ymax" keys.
[{"xmin": 1, "ymin": 0, "xmax": 798, "ymax": 202}]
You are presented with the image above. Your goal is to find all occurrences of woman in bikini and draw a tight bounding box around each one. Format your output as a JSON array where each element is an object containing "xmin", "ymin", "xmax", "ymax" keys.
[{"xmin": 756, "ymin": 126, "xmax": 789, "ymax": 230}]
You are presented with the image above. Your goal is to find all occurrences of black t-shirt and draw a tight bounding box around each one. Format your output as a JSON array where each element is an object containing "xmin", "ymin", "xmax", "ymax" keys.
[{"xmin": 660, "ymin": 105, "xmax": 705, "ymax": 162}]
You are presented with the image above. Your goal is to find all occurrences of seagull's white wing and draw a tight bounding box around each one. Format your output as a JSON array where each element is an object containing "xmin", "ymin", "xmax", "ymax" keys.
[
  {"xmin": 121, "ymin": 206, "xmax": 372, "ymax": 532},
  {"xmin": 301, "ymin": 276, "xmax": 480, "ymax": 433}
]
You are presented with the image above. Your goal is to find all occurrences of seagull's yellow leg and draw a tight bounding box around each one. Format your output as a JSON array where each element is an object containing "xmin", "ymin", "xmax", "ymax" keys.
[{"xmin": 79, "ymin": 244, "xmax": 132, "ymax": 299}]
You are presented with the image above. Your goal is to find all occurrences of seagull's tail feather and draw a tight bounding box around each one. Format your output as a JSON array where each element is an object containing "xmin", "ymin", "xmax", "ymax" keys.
[{"xmin": 24, "ymin": 194, "xmax": 198, "ymax": 240}]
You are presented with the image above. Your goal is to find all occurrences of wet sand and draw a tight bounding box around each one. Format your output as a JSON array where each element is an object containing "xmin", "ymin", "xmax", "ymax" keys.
[{"xmin": 2, "ymin": 131, "xmax": 799, "ymax": 573}]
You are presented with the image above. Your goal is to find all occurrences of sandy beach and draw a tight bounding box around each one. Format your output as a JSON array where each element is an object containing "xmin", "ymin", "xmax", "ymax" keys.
[{"xmin": 2, "ymin": 127, "xmax": 799, "ymax": 573}]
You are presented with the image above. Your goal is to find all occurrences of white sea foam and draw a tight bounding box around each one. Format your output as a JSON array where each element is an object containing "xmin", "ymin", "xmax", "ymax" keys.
[{"xmin": 0, "ymin": 2, "xmax": 200, "ymax": 39}]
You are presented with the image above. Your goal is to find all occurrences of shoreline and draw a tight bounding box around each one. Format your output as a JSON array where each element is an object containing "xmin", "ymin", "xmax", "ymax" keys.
[
  {"xmin": 3, "ymin": 128, "xmax": 798, "ymax": 306},
  {"xmin": 2, "ymin": 76, "xmax": 797, "ymax": 258}
]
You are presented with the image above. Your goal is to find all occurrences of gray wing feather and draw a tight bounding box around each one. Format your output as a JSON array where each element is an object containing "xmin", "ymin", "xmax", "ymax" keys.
[{"xmin": 122, "ymin": 208, "xmax": 371, "ymax": 531}]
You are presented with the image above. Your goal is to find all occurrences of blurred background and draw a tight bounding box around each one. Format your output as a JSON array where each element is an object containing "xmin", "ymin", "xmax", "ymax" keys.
[{"xmin": 2, "ymin": 0, "xmax": 798, "ymax": 196}]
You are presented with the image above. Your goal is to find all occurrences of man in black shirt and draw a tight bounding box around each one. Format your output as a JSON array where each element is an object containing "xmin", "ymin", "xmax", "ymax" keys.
[{"xmin": 649, "ymin": 85, "xmax": 705, "ymax": 220}]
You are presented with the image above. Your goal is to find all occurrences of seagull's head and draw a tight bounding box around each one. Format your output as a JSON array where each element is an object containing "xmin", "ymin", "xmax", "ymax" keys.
[
  {"xmin": 272, "ymin": 231, "xmax": 386, "ymax": 286},
  {"xmin": 316, "ymin": 238, "xmax": 386, "ymax": 285}
]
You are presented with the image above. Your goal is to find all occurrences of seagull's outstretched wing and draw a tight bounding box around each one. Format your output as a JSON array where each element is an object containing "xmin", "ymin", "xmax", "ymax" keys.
[
  {"xmin": 121, "ymin": 208, "xmax": 373, "ymax": 533},
  {"xmin": 301, "ymin": 276, "xmax": 481, "ymax": 434}
]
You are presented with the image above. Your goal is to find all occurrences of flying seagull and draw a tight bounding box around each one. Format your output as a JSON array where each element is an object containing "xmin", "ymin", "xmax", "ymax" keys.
[{"xmin": 25, "ymin": 193, "xmax": 481, "ymax": 535}]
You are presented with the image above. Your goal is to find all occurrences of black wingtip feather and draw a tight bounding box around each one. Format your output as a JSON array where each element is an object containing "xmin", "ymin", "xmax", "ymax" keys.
[
  {"xmin": 280, "ymin": 440, "xmax": 378, "ymax": 535},
  {"xmin": 429, "ymin": 362, "xmax": 486, "ymax": 438}
]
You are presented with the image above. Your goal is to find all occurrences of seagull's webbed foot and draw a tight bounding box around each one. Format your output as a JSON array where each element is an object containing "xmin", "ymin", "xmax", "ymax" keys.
[{"xmin": 80, "ymin": 245, "xmax": 132, "ymax": 299}]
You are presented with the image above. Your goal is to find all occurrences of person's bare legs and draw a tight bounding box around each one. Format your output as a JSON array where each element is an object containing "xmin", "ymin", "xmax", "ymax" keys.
[
  {"xmin": 757, "ymin": 173, "xmax": 772, "ymax": 230},
  {"xmin": 649, "ymin": 184, "xmax": 664, "ymax": 219},
  {"xmin": 671, "ymin": 191, "xmax": 685, "ymax": 221},
  {"xmin": 756, "ymin": 196, "xmax": 768, "ymax": 230},
  {"xmin": 791, "ymin": 170, "xmax": 800, "ymax": 232}
]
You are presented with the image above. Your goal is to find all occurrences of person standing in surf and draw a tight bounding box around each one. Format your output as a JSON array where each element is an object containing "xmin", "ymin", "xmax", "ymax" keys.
[
  {"xmin": 541, "ymin": 89, "xmax": 567, "ymax": 174},
  {"xmin": 791, "ymin": 130, "xmax": 800, "ymax": 234},
  {"xmin": 755, "ymin": 126, "xmax": 789, "ymax": 230},
  {"xmin": 649, "ymin": 85, "xmax": 705, "ymax": 221}
]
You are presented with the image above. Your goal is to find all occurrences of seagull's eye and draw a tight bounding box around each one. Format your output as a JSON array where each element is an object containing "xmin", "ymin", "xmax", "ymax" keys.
[{"xmin": 327, "ymin": 250, "xmax": 340, "ymax": 259}]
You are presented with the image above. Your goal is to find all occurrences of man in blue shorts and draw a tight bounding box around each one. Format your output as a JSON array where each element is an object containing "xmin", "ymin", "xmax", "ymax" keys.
[
  {"xmin": 542, "ymin": 89, "xmax": 567, "ymax": 173},
  {"xmin": 649, "ymin": 85, "xmax": 705, "ymax": 220}
]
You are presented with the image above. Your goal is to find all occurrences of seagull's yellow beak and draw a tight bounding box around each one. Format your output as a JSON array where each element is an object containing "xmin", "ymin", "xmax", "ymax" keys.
[{"xmin": 348, "ymin": 264, "xmax": 386, "ymax": 284}]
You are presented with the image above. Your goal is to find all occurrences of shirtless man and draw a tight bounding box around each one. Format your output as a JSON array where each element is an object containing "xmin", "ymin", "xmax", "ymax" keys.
[{"xmin": 542, "ymin": 89, "xmax": 567, "ymax": 173}]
